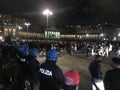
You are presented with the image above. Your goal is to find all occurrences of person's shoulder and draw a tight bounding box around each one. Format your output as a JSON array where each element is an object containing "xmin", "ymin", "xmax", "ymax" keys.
[
  {"xmin": 40, "ymin": 62, "xmax": 46, "ymax": 66},
  {"xmin": 90, "ymin": 60, "xmax": 99, "ymax": 65},
  {"xmin": 40, "ymin": 61, "xmax": 53, "ymax": 67},
  {"xmin": 55, "ymin": 65, "xmax": 62, "ymax": 70},
  {"xmin": 54, "ymin": 66, "xmax": 64, "ymax": 77},
  {"xmin": 112, "ymin": 68, "xmax": 120, "ymax": 73},
  {"xmin": 106, "ymin": 69, "xmax": 115, "ymax": 75},
  {"xmin": 89, "ymin": 61, "xmax": 95, "ymax": 67},
  {"xmin": 90, "ymin": 60, "xmax": 95, "ymax": 64}
]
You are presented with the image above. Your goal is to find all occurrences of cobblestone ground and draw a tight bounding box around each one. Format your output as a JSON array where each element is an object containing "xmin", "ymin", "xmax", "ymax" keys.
[{"xmin": 37, "ymin": 51, "xmax": 114, "ymax": 90}]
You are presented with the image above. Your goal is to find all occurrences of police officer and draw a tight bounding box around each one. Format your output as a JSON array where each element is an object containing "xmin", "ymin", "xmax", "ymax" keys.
[
  {"xmin": 89, "ymin": 55, "xmax": 105, "ymax": 90},
  {"xmin": 38, "ymin": 49, "xmax": 64, "ymax": 90},
  {"xmin": 104, "ymin": 57, "xmax": 120, "ymax": 90},
  {"xmin": 10, "ymin": 43, "xmax": 39, "ymax": 90}
]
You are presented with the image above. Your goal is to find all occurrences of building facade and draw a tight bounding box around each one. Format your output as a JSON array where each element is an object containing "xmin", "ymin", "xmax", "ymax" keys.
[{"xmin": 0, "ymin": 14, "xmax": 119, "ymax": 41}]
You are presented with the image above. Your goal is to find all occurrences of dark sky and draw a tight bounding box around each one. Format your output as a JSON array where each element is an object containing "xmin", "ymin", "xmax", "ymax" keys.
[{"xmin": 0, "ymin": 0, "xmax": 120, "ymax": 25}]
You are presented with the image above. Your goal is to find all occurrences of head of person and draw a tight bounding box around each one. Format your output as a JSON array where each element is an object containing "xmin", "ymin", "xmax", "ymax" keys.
[
  {"xmin": 30, "ymin": 48, "xmax": 39, "ymax": 58},
  {"xmin": 18, "ymin": 43, "xmax": 29, "ymax": 56},
  {"xmin": 46, "ymin": 49, "xmax": 58, "ymax": 63},
  {"xmin": 4, "ymin": 35, "xmax": 12, "ymax": 45},
  {"xmin": 64, "ymin": 70, "xmax": 80, "ymax": 90},
  {"xmin": 95, "ymin": 55, "xmax": 103, "ymax": 63},
  {"xmin": 111, "ymin": 57, "xmax": 120, "ymax": 68},
  {"xmin": 12, "ymin": 41, "xmax": 18, "ymax": 48}
]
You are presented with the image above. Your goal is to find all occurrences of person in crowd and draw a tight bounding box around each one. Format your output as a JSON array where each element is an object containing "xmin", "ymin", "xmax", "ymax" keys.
[
  {"xmin": 38, "ymin": 49, "xmax": 65, "ymax": 90},
  {"xmin": 98, "ymin": 46, "xmax": 104, "ymax": 57},
  {"xmin": 64, "ymin": 70, "xmax": 80, "ymax": 90},
  {"xmin": 104, "ymin": 57, "xmax": 120, "ymax": 90},
  {"xmin": 91, "ymin": 45, "xmax": 97, "ymax": 56},
  {"xmin": 116, "ymin": 47, "xmax": 120, "ymax": 57},
  {"xmin": 89, "ymin": 55, "xmax": 105, "ymax": 90},
  {"xmin": 103, "ymin": 44, "xmax": 109, "ymax": 57},
  {"xmin": 108, "ymin": 44, "xmax": 113, "ymax": 54},
  {"xmin": 10, "ymin": 43, "xmax": 39, "ymax": 90},
  {"xmin": 86, "ymin": 43, "xmax": 91, "ymax": 57}
]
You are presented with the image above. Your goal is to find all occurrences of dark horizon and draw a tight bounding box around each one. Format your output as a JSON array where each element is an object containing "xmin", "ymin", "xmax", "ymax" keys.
[{"xmin": 0, "ymin": 0, "xmax": 120, "ymax": 26}]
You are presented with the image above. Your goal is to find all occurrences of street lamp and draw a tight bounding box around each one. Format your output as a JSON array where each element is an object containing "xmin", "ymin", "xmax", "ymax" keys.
[
  {"xmin": 24, "ymin": 22, "xmax": 31, "ymax": 33},
  {"xmin": 100, "ymin": 33, "xmax": 104, "ymax": 38},
  {"xmin": 43, "ymin": 9, "xmax": 53, "ymax": 38},
  {"xmin": 86, "ymin": 34, "xmax": 89, "ymax": 37},
  {"xmin": 24, "ymin": 22, "xmax": 31, "ymax": 41},
  {"xmin": 18, "ymin": 26, "xmax": 22, "ymax": 38},
  {"xmin": 100, "ymin": 33, "xmax": 104, "ymax": 37}
]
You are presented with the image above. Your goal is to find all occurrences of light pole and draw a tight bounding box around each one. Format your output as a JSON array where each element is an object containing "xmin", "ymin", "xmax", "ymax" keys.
[
  {"xmin": 18, "ymin": 26, "xmax": 22, "ymax": 38},
  {"xmin": 24, "ymin": 22, "xmax": 31, "ymax": 40},
  {"xmin": 100, "ymin": 33, "xmax": 104, "ymax": 40},
  {"xmin": 43, "ymin": 9, "xmax": 53, "ymax": 38}
]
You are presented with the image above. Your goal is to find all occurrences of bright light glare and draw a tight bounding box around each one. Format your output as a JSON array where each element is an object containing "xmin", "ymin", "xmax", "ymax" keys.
[
  {"xmin": 18, "ymin": 26, "xmax": 22, "ymax": 30},
  {"xmin": 43, "ymin": 9, "xmax": 53, "ymax": 15},
  {"xmin": 118, "ymin": 33, "xmax": 120, "ymax": 36},
  {"xmin": 0, "ymin": 36, "xmax": 3, "ymax": 40},
  {"xmin": 100, "ymin": 33, "xmax": 104, "ymax": 36},
  {"xmin": 113, "ymin": 37, "xmax": 117, "ymax": 41},
  {"xmin": 86, "ymin": 34, "xmax": 89, "ymax": 37},
  {"xmin": 24, "ymin": 22, "xmax": 31, "ymax": 26}
]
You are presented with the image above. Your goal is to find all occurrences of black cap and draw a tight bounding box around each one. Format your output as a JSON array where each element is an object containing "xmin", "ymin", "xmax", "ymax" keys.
[
  {"xmin": 112, "ymin": 57, "xmax": 120, "ymax": 65},
  {"xmin": 95, "ymin": 55, "xmax": 102, "ymax": 58}
]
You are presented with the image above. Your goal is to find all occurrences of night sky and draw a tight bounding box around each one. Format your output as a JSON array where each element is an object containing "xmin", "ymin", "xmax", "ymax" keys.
[{"xmin": 0, "ymin": 0, "xmax": 120, "ymax": 25}]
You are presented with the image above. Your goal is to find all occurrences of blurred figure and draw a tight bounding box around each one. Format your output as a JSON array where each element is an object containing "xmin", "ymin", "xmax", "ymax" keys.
[
  {"xmin": 91, "ymin": 46, "xmax": 97, "ymax": 56},
  {"xmin": 116, "ymin": 47, "xmax": 120, "ymax": 57},
  {"xmin": 0, "ymin": 84, "xmax": 4, "ymax": 90},
  {"xmin": 89, "ymin": 55, "xmax": 105, "ymax": 90},
  {"xmin": 108, "ymin": 44, "xmax": 113, "ymax": 53},
  {"xmin": 64, "ymin": 70, "xmax": 80, "ymax": 90},
  {"xmin": 10, "ymin": 43, "xmax": 39, "ymax": 90},
  {"xmin": 38, "ymin": 49, "xmax": 64, "ymax": 90},
  {"xmin": 104, "ymin": 57, "xmax": 120, "ymax": 90},
  {"xmin": 98, "ymin": 46, "xmax": 104, "ymax": 57},
  {"xmin": 103, "ymin": 44, "xmax": 109, "ymax": 57}
]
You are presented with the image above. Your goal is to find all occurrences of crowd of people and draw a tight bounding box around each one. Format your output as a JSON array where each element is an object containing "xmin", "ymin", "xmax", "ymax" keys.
[
  {"xmin": 0, "ymin": 39, "xmax": 81, "ymax": 90},
  {"xmin": 0, "ymin": 38, "xmax": 120, "ymax": 90}
]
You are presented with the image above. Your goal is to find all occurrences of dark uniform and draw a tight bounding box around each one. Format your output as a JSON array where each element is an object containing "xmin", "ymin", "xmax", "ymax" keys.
[
  {"xmin": 38, "ymin": 49, "xmax": 64, "ymax": 90},
  {"xmin": 89, "ymin": 60, "xmax": 103, "ymax": 79},
  {"xmin": 104, "ymin": 68, "xmax": 120, "ymax": 90},
  {"xmin": 104, "ymin": 57, "xmax": 120, "ymax": 90},
  {"xmin": 10, "ymin": 44, "xmax": 39, "ymax": 90},
  {"xmin": 89, "ymin": 55, "xmax": 105, "ymax": 90}
]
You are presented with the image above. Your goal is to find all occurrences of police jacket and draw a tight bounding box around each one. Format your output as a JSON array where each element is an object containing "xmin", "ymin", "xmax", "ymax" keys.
[
  {"xmin": 18, "ymin": 55, "xmax": 39, "ymax": 80},
  {"xmin": 89, "ymin": 60, "xmax": 103, "ymax": 79},
  {"xmin": 104, "ymin": 68, "xmax": 120, "ymax": 90},
  {"xmin": 38, "ymin": 60, "xmax": 65, "ymax": 90},
  {"xmin": 10, "ymin": 55, "xmax": 39, "ymax": 90}
]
